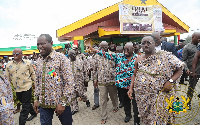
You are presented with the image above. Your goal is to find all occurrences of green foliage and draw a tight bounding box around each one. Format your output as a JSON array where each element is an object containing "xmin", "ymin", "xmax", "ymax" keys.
[{"xmin": 184, "ymin": 35, "xmax": 192, "ymax": 44}]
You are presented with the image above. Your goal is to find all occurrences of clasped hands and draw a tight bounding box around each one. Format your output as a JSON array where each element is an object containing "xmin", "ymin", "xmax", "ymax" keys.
[{"xmin": 34, "ymin": 101, "xmax": 65, "ymax": 116}]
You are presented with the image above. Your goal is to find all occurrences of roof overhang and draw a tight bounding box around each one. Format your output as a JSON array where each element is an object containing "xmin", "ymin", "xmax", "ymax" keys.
[{"xmin": 57, "ymin": 0, "xmax": 189, "ymax": 40}]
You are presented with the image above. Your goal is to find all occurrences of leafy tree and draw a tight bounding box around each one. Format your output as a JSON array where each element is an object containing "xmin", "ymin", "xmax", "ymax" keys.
[{"xmin": 184, "ymin": 35, "xmax": 192, "ymax": 44}]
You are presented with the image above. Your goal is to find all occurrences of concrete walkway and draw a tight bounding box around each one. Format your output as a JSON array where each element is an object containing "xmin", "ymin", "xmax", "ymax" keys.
[{"xmin": 14, "ymin": 81, "xmax": 200, "ymax": 125}]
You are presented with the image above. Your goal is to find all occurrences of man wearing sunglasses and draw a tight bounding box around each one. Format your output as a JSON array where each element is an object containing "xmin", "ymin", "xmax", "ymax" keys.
[{"xmin": 5, "ymin": 48, "xmax": 37, "ymax": 125}]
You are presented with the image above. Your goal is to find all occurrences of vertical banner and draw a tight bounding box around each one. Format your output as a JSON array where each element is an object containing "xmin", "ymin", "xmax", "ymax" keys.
[
  {"xmin": 119, "ymin": 3, "xmax": 164, "ymax": 34},
  {"xmin": 153, "ymin": 5, "xmax": 164, "ymax": 32}
]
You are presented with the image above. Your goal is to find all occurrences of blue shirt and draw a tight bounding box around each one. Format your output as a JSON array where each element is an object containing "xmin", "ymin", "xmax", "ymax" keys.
[
  {"xmin": 177, "ymin": 48, "xmax": 183, "ymax": 60},
  {"xmin": 97, "ymin": 51, "xmax": 137, "ymax": 89}
]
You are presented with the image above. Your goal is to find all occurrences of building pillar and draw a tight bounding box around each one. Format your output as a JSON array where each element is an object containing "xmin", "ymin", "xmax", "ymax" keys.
[
  {"xmin": 74, "ymin": 40, "xmax": 78, "ymax": 46},
  {"xmin": 79, "ymin": 40, "xmax": 84, "ymax": 53},
  {"xmin": 178, "ymin": 35, "xmax": 180, "ymax": 45},
  {"xmin": 174, "ymin": 35, "xmax": 178, "ymax": 45}
]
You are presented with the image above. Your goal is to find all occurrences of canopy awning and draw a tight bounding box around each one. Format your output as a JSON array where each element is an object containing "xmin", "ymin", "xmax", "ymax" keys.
[
  {"xmin": 0, "ymin": 43, "xmax": 67, "ymax": 56},
  {"xmin": 57, "ymin": 0, "xmax": 189, "ymax": 41}
]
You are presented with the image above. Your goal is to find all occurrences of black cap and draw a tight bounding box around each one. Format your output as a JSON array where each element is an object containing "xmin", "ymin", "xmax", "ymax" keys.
[{"xmin": 178, "ymin": 39, "xmax": 185, "ymax": 42}]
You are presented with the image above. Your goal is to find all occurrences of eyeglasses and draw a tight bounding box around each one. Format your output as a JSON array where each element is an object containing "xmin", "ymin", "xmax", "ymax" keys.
[
  {"xmin": 141, "ymin": 41, "xmax": 152, "ymax": 46},
  {"xmin": 13, "ymin": 53, "xmax": 21, "ymax": 56}
]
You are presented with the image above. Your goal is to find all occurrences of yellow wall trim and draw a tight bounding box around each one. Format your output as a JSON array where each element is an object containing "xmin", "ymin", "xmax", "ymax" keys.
[
  {"xmin": 98, "ymin": 27, "xmax": 120, "ymax": 37},
  {"xmin": 164, "ymin": 29, "xmax": 176, "ymax": 33},
  {"xmin": 71, "ymin": 36, "xmax": 84, "ymax": 40},
  {"xmin": 174, "ymin": 32, "xmax": 180, "ymax": 36}
]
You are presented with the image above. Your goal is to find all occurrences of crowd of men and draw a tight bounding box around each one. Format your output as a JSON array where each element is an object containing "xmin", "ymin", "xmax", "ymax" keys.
[{"xmin": 0, "ymin": 32, "xmax": 200, "ymax": 125}]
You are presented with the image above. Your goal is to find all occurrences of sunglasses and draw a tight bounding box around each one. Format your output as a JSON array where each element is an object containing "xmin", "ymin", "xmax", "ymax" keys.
[{"xmin": 13, "ymin": 53, "xmax": 21, "ymax": 56}]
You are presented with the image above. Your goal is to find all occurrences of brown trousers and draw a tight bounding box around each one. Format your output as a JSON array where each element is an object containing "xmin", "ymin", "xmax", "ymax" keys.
[{"xmin": 99, "ymin": 84, "xmax": 118, "ymax": 120}]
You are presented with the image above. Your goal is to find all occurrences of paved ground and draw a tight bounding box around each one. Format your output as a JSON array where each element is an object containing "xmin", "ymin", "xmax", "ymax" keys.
[{"xmin": 14, "ymin": 81, "xmax": 200, "ymax": 125}]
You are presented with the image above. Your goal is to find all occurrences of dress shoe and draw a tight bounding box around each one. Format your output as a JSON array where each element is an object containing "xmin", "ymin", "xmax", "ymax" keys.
[
  {"xmin": 134, "ymin": 123, "xmax": 140, "ymax": 125},
  {"xmin": 198, "ymin": 94, "xmax": 200, "ymax": 98},
  {"xmin": 86, "ymin": 100, "xmax": 90, "ymax": 107},
  {"xmin": 92, "ymin": 105, "xmax": 99, "ymax": 110},
  {"xmin": 185, "ymin": 78, "xmax": 189, "ymax": 81},
  {"xmin": 188, "ymin": 104, "xmax": 191, "ymax": 110},
  {"xmin": 124, "ymin": 116, "xmax": 132, "ymax": 123},
  {"xmin": 119, "ymin": 102, "xmax": 123, "ymax": 108},
  {"xmin": 27, "ymin": 114, "xmax": 37, "ymax": 121},
  {"xmin": 71, "ymin": 110, "xmax": 78, "ymax": 115}
]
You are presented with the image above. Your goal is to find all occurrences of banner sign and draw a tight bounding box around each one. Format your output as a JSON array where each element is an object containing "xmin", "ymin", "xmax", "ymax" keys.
[{"xmin": 119, "ymin": 3, "xmax": 164, "ymax": 34}]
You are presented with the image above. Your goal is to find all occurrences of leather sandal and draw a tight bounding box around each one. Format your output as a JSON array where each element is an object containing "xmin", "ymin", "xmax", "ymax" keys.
[
  {"xmin": 113, "ymin": 107, "xmax": 119, "ymax": 113},
  {"xmin": 13, "ymin": 109, "xmax": 20, "ymax": 114},
  {"xmin": 101, "ymin": 119, "xmax": 107, "ymax": 124}
]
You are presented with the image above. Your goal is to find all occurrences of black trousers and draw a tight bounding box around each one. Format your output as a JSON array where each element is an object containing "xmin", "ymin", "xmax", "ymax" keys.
[
  {"xmin": 117, "ymin": 87, "xmax": 123, "ymax": 103},
  {"xmin": 16, "ymin": 88, "xmax": 36, "ymax": 125},
  {"xmin": 187, "ymin": 76, "xmax": 198, "ymax": 104},
  {"xmin": 180, "ymin": 69, "xmax": 187, "ymax": 84},
  {"xmin": 120, "ymin": 88, "xmax": 140, "ymax": 124}
]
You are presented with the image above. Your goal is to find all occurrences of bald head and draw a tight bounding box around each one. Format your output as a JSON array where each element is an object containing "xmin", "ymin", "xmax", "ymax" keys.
[
  {"xmin": 100, "ymin": 41, "xmax": 108, "ymax": 52},
  {"xmin": 68, "ymin": 50, "xmax": 76, "ymax": 55},
  {"xmin": 13, "ymin": 48, "xmax": 23, "ymax": 61},
  {"xmin": 141, "ymin": 35, "xmax": 155, "ymax": 54},
  {"xmin": 68, "ymin": 50, "xmax": 76, "ymax": 61},
  {"xmin": 152, "ymin": 32, "xmax": 161, "ymax": 47},
  {"xmin": 100, "ymin": 41, "xmax": 108, "ymax": 46},
  {"xmin": 192, "ymin": 32, "xmax": 200, "ymax": 37},
  {"xmin": 13, "ymin": 48, "xmax": 22, "ymax": 53},
  {"xmin": 192, "ymin": 32, "xmax": 200, "ymax": 44},
  {"xmin": 124, "ymin": 42, "xmax": 134, "ymax": 57},
  {"xmin": 124, "ymin": 42, "xmax": 133, "ymax": 47},
  {"xmin": 116, "ymin": 46, "xmax": 123, "ymax": 53}
]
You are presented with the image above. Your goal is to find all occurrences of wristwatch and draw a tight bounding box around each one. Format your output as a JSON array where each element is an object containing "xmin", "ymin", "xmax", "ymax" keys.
[{"xmin": 169, "ymin": 79, "xmax": 174, "ymax": 83}]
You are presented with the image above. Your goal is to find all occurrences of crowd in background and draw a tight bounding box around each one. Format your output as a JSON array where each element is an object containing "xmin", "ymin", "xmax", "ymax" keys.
[{"xmin": 1, "ymin": 32, "xmax": 200, "ymax": 125}]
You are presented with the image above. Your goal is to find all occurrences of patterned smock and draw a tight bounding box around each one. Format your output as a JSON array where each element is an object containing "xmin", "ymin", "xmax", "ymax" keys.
[
  {"xmin": 70, "ymin": 54, "xmax": 89, "ymax": 97},
  {"xmin": 134, "ymin": 50, "xmax": 185, "ymax": 125},
  {"xmin": 0, "ymin": 69, "xmax": 15, "ymax": 125},
  {"xmin": 92, "ymin": 54, "xmax": 116, "ymax": 86},
  {"xmin": 34, "ymin": 50, "xmax": 75, "ymax": 108}
]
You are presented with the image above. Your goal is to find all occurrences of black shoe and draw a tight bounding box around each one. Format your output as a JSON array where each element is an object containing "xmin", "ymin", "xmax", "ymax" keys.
[
  {"xmin": 86, "ymin": 100, "xmax": 90, "ymax": 107},
  {"xmin": 188, "ymin": 104, "xmax": 191, "ymax": 110},
  {"xmin": 124, "ymin": 116, "xmax": 132, "ymax": 123},
  {"xmin": 198, "ymin": 94, "xmax": 200, "ymax": 98},
  {"xmin": 134, "ymin": 123, "xmax": 140, "ymax": 125},
  {"xmin": 119, "ymin": 102, "xmax": 123, "ymax": 108},
  {"xmin": 179, "ymin": 82, "xmax": 187, "ymax": 85},
  {"xmin": 134, "ymin": 116, "xmax": 140, "ymax": 125},
  {"xmin": 92, "ymin": 105, "xmax": 99, "ymax": 110},
  {"xmin": 27, "ymin": 114, "xmax": 37, "ymax": 121},
  {"xmin": 71, "ymin": 110, "xmax": 78, "ymax": 115}
]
